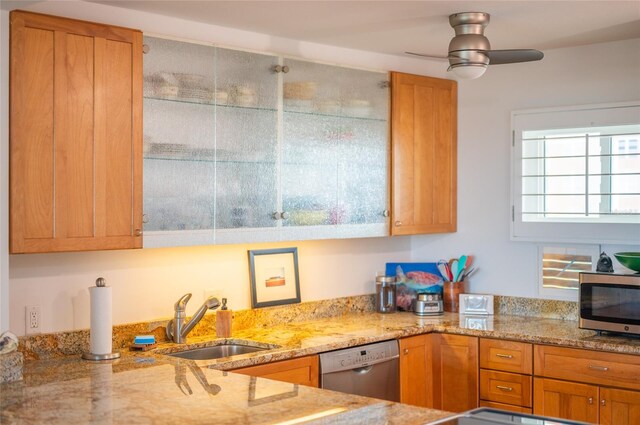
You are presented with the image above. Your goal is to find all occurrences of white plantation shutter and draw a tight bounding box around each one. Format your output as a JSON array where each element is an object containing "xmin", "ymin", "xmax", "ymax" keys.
[{"xmin": 511, "ymin": 102, "xmax": 640, "ymax": 244}]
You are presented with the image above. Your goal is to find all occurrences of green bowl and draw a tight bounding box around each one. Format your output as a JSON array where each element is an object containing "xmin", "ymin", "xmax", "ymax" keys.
[{"xmin": 614, "ymin": 252, "xmax": 640, "ymax": 273}]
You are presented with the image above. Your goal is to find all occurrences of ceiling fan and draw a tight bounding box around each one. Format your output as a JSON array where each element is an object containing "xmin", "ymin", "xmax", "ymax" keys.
[{"xmin": 406, "ymin": 12, "xmax": 544, "ymax": 79}]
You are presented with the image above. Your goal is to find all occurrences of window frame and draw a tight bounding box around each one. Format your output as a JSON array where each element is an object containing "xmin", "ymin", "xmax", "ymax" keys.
[{"xmin": 510, "ymin": 101, "xmax": 640, "ymax": 244}]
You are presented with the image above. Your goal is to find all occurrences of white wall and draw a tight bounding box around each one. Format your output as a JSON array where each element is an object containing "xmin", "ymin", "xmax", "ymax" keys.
[
  {"xmin": 411, "ymin": 38, "xmax": 640, "ymax": 298},
  {"xmin": 2, "ymin": 1, "xmax": 639, "ymax": 335}
]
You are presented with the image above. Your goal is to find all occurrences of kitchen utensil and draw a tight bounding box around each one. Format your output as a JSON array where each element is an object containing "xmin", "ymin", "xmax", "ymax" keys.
[
  {"xmin": 456, "ymin": 255, "xmax": 468, "ymax": 280},
  {"xmin": 375, "ymin": 276, "xmax": 397, "ymax": 313},
  {"xmin": 437, "ymin": 260, "xmax": 451, "ymax": 282},
  {"xmin": 450, "ymin": 259, "xmax": 459, "ymax": 282},
  {"xmin": 461, "ymin": 267, "xmax": 477, "ymax": 280},
  {"xmin": 614, "ymin": 252, "xmax": 640, "ymax": 273}
]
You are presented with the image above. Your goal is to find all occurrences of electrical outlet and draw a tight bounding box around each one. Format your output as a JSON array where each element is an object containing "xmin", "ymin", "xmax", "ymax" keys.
[{"xmin": 25, "ymin": 305, "xmax": 41, "ymax": 335}]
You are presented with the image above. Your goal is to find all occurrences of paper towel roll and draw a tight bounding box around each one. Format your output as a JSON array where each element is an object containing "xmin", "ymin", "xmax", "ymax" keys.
[{"xmin": 89, "ymin": 286, "xmax": 113, "ymax": 355}]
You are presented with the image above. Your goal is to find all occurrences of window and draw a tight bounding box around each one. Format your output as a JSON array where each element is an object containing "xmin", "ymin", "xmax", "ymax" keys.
[
  {"xmin": 512, "ymin": 102, "xmax": 640, "ymax": 244},
  {"xmin": 537, "ymin": 245, "xmax": 597, "ymax": 300}
]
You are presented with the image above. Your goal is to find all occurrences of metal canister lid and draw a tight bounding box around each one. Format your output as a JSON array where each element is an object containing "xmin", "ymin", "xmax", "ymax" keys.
[{"xmin": 376, "ymin": 275, "xmax": 396, "ymax": 284}]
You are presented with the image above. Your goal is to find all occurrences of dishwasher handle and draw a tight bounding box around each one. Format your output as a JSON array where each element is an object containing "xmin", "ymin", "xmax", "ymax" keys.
[
  {"xmin": 320, "ymin": 353, "xmax": 400, "ymax": 374},
  {"xmin": 352, "ymin": 365, "xmax": 373, "ymax": 374}
]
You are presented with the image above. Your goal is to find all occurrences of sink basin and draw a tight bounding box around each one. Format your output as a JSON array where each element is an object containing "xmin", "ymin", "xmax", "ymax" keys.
[{"xmin": 166, "ymin": 343, "xmax": 269, "ymax": 360}]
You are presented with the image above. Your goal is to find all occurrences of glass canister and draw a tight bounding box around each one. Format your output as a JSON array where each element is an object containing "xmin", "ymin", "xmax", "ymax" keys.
[{"xmin": 375, "ymin": 275, "xmax": 397, "ymax": 313}]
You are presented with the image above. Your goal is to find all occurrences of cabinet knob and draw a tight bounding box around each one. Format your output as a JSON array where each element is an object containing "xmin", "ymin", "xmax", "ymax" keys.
[
  {"xmin": 271, "ymin": 65, "xmax": 290, "ymax": 74},
  {"xmin": 134, "ymin": 229, "xmax": 142, "ymax": 237},
  {"xmin": 394, "ymin": 221, "xmax": 402, "ymax": 226},
  {"xmin": 382, "ymin": 210, "xmax": 390, "ymax": 218},
  {"xmin": 272, "ymin": 212, "xmax": 289, "ymax": 220},
  {"xmin": 588, "ymin": 397, "xmax": 593, "ymax": 405},
  {"xmin": 142, "ymin": 214, "xmax": 149, "ymax": 224},
  {"xmin": 601, "ymin": 399, "xmax": 606, "ymax": 406},
  {"xmin": 403, "ymin": 348, "xmax": 409, "ymax": 355}
]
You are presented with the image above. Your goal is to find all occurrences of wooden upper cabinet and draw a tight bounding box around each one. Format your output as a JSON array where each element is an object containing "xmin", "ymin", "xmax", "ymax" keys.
[
  {"xmin": 390, "ymin": 72, "xmax": 457, "ymax": 235},
  {"xmin": 10, "ymin": 11, "xmax": 143, "ymax": 253}
]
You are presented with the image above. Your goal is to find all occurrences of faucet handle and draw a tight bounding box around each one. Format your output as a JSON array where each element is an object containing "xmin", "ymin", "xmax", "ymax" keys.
[{"xmin": 175, "ymin": 293, "xmax": 192, "ymax": 312}]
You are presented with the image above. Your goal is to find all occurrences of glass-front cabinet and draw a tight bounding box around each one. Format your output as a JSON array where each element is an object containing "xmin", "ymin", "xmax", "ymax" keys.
[{"xmin": 142, "ymin": 36, "xmax": 389, "ymax": 247}]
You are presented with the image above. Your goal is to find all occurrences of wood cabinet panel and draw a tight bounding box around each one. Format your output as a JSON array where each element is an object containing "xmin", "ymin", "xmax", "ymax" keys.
[
  {"xmin": 480, "ymin": 369, "xmax": 532, "ymax": 407},
  {"xmin": 480, "ymin": 338, "xmax": 532, "ymax": 375},
  {"xmin": 479, "ymin": 400, "xmax": 532, "ymax": 414},
  {"xmin": 390, "ymin": 72, "xmax": 457, "ymax": 235},
  {"xmin": 534, "ymin": 345, "xmax": 640, "ymax": 391},
  {"xmin": 600, "ymin": 387, "xmax": 640, "ymax": 425},
  {"xmin": 431, "ymin": 333, "xmax": 478, "ymax": 412},
  {"xmin": 533, "ymin": 377, "xmax": 599, "ymax": 424},
  {"xmin": 233, "ymin": 355, "xmax": 319, "ymax": 387},
  {"xmin": 399, "ymin": 334, "xmax": 432, "ymax": 407},
  {"xmin": 10, "ymin": 11, "xmax": 143, "ymax": 253}
]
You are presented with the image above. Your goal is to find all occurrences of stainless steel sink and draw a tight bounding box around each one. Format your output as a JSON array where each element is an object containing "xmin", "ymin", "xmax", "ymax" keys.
[{"xmin": 166, "ymin": 343, "xmax": 269, "ymax": 360}]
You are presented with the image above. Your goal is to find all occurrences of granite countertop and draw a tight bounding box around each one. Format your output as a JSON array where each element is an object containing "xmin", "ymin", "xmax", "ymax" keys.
[{"xmin": 3, "ymin": 311, "xmax": 640, "ymax": 424}]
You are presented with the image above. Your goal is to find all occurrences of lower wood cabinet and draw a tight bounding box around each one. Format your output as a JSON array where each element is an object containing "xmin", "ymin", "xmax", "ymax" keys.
[
  {"xmin": 232, "ymin": 355, "xmax": 319, "ymax": 387},
  {"xmin": 431, "ymin": 333, "xmax": 479, "ymax": 412},
  {"xmin": 399, "ymin": 333, "xmax": 478, "ymax": 412},
  {"xmin": 399, "ymin": 334, "xmax": 432, "ymax": 407},
  {"xmin": 533, "ymin": 345, "xmax": 640, "ymax": 424}
]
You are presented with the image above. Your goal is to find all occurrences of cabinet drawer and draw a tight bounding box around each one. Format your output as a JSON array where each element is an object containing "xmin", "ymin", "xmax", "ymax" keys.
[
  {"xmin": 480, "ymin": 338, "xmax": 532, "ymax": 374},
  {"xmin": 480, "ymin": 369, "xmax": 532, "ymax": 407},
  {"xmin": 479, "ymin": 400, "xmax": 533, "ymax": 414},
  {"xmin": 233, "ymin": 355, "xmax": 319, "ymax": 387},
  {"xmin": 534, "ymin": 345, "xmax": 640, "ymax": 391}
]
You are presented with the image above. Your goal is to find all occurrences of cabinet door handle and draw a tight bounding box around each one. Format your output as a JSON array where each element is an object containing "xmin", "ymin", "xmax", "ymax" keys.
[
  {"xmin": 496, "ymin": 385, "xmax": 513, "ymax": 392},
  {"xmin": 601, "ymin": 399, "xmax": 606, "ymax": 406},
  {"xmin": 142, "ymin": 214, "xmax": 148, "ymax": 224},
  {"xmin": 403, "ymin": 348, "xmax": 409, "ymax": 355},
  {"xmin": 382, "ymin": 210, "xmax": 390, "ymax": 218},
  {"xmin": 588, "ymin": 364, "xmax": 609, "ymax": 372},
  {"xmin": 496, "ymin": 353, "xmax": 513, "ymax": 359},
  {"xmin": 588, "ymin": 397, "xmax": 593, "ymax": 405},
  {"xmin": 134, "ymin": 229, "xmax": 142, "ymax": 237},
  {"xmin": 394, "ymin": 221, "xmax": 402, "ymax": 226}
]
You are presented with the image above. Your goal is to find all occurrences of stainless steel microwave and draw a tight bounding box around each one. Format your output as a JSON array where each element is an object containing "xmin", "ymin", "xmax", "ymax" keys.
[{"xmin": 579, "ymin": 272, "xmax": 640, "ymax": 335}]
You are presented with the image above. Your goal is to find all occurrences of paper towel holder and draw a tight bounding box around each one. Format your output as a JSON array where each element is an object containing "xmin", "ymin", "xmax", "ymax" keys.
[{"xmin": 82, "ymin": 277, "xmax": 121, "ymax": 361}]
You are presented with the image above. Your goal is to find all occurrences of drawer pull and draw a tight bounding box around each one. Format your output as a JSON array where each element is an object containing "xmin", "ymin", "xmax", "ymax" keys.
[
  {"xmin": 496, "ymin": 385, "xmax": 513, "ymax": 392},
  {"xmin": 588, "ymin": 364, "xmax": 609, "ymax": 372},
  {"xmin": 588, "ymin": 397, "xmax": 593, "ymax": 405},
  {"xmin": 404, "ymin": 348, "xmax": 409, "ymax": 355},
  {"xmin": 601, "ymin": 399, "xmax": 606, "ymax": 407},
  {"xmin": 496, "ymin": 353, "xmax": 513, "ymax": 359}
]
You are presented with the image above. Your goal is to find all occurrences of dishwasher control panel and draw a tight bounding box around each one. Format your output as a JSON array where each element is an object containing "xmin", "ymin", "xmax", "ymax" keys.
[{"xmin": 319, "ymin": 340, "xmax": 399, "ymax": 374}]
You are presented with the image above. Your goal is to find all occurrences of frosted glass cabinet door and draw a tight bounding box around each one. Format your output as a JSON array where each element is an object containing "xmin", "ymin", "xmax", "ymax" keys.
[
  {"xmin": 143, "ymin": 36, "xmax": 217, "ymax": 247},
  {"xmin": 214, "ymin": 48, "xmax": 279, "ymax": 244},
  {"xmin": 281, "ymin": 59, "xmax": 389, "ymax": 239}
]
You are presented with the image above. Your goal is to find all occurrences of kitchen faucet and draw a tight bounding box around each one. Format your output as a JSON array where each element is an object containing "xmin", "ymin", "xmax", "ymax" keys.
[{"xmin": 166, "ymin": 293, "xmax": 220, "ymax": 343}]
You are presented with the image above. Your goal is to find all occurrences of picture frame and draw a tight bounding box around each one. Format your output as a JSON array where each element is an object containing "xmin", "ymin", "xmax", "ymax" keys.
[{"xmin": 248, "ymin": 247, "xmax": 301, "ymax": 308}]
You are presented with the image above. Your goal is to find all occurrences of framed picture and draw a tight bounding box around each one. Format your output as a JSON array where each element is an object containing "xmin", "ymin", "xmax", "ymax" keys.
[{"xmin": 248, "ymin": 247, "xmax": 301, "ymax": 308}]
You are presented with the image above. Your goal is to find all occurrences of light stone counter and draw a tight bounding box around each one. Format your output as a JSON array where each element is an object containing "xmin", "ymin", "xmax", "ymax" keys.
[{"xmin": 4, "ymin": 310, "xmax": 640, "ymax": 424}]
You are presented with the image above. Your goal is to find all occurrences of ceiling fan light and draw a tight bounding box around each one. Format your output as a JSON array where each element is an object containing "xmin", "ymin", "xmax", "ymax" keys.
[{"xmin": 450, "ymin": 64, "xmax": 487, "ymax": 80}]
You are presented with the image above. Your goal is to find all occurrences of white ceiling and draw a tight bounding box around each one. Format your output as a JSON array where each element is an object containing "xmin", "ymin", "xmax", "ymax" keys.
[{"xmin": 81, "ymin": 0, "xmax": 640, "ymax": 57}]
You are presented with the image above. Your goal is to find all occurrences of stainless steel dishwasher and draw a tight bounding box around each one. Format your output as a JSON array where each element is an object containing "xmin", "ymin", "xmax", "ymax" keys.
[{"xmin": 319, "ymin": 339, "xmax": 400, "ymax": 402}]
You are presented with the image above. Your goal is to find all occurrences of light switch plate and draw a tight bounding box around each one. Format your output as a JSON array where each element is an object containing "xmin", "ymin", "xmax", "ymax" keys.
[{"xmin": 459, "ymin": 294, "xmax": 494, "ymax": 315}]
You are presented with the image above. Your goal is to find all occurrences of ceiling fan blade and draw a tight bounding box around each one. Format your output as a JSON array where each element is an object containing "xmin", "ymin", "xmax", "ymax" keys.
[
  {"xmin": 485, "ymin": 49, "xmax": 544, "ymax": 65},
  {"xmin": 404, "ymin": 51, "xmax": 449, "ymax": 61}
]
